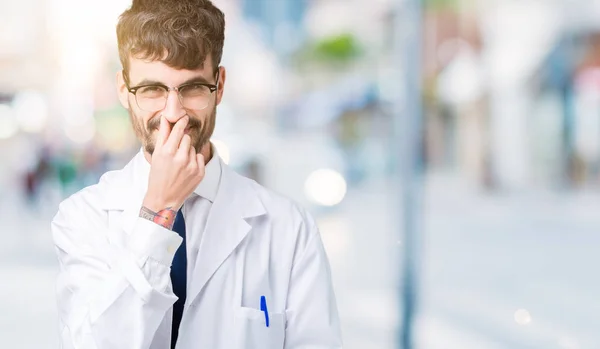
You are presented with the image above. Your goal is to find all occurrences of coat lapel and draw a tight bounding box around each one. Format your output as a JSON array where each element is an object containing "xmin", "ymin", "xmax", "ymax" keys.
[{"xmin": 186, "ymin": 158, "xmax": 266, "ymax": 306}]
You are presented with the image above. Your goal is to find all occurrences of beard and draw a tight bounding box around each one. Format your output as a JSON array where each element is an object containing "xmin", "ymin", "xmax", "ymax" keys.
[{"xmin": 129, "ymin": 106, "xmax": 216, "ymax": 155}]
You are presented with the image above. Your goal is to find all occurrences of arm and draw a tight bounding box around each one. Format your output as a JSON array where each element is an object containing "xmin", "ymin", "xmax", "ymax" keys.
[
  {"xmin": 284, "ymin": 221, "xmax": 343, "ymax": 349},
  {"xmin": 53, "ymin": 199, "xmax": 181, "ymax": 349},
  {"xmin": 54, "ymin": 114, "xmax": 204, "ymax": 348}
]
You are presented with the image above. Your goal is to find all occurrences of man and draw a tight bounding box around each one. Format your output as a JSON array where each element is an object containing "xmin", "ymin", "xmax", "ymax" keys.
[{"xmin": 51, "ymin": 0, "xmax": 342, "ymax": 348}]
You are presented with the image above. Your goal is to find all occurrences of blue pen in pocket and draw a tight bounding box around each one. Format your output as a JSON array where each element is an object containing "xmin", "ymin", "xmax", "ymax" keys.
[{"xmin": 260, "ymin": 295, "xmax": 270, "ymax": 327}]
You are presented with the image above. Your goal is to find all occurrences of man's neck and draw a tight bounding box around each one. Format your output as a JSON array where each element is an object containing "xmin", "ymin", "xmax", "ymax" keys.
[{"xmin": 143, "ymin": 142, "xmax": 212, "ymax": 165}]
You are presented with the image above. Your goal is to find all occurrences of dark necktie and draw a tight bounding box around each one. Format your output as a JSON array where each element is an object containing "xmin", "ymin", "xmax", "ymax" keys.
[{"xmin": 170, "ymin": 208, "xmax": 187, "ymax": 349}]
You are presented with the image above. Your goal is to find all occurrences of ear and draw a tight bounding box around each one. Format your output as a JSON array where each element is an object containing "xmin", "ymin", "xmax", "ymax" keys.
[
  {"xmin": 116, "ymin": 70, "xmax": 131, "ymax": 110},
  {"xmin": 216, "ymin": 66, "xmax": 226, "ymax": 106}
]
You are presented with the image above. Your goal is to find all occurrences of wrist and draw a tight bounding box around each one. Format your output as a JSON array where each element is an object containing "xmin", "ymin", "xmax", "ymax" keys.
[
  {"xmin": 142, "ymin": 194, "xmax": 180, "ymax": 211},
  {"xmin": 139, "ymin": 205, "xmax": 178, "ymax": 230}
]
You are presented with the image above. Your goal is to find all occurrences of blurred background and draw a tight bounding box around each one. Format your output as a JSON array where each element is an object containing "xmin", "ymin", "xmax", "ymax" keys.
[{"xmin": 1, "ymin": 0, "xmax": 600, "ymax": 348}]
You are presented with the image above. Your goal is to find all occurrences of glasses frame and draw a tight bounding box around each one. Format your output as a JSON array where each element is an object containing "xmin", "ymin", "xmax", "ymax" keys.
[{"xmin": 124, "ymin": 68, "xmax": 220, "ymax": 112}]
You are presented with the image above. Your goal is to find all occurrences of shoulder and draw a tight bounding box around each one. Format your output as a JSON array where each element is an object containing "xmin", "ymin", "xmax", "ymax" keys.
[
  {"xmin": 52, "ymin": 168, "xmax": 123, "ymax": 231},
  {"xmin": 232, "ymin": 172, "xmax": 318, "ymax": 250},
  {"xmin": 245, "ymin": 175, "xmax": 315, "ymax": 226}
]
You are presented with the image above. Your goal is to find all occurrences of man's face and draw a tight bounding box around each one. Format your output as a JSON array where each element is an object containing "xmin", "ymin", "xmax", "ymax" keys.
[{"xmin": 117, "ymin": 55, "xmax": 226, "ymax": 155}]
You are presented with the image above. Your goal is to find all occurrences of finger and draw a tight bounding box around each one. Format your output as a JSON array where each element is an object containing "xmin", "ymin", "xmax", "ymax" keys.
[
  {"xmin": 188, "ymin": 144, "xmax": 196, "ymax": 166},
  {"xmin": 177, "ymin": 134, "xmax": 191, "ymax": 159},
  {"xmin": 164, "ymin": 116, "xmax": 189, "ymax": 151},
  {"xmin": 155, "ymin": 116, "xmax": 170, "ymax": 149}
]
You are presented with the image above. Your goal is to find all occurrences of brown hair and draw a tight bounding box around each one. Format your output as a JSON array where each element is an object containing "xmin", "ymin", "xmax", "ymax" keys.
[{"xmin": 117, "ymin": 0, "xmax": 225, "ymax": 79}]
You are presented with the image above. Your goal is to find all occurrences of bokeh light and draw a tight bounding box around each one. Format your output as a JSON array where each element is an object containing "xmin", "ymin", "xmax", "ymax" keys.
[
  {"xmin": 64, "ymin": 119, "xmax": 96, "ymax": 144},
  {"xmin": 12, "ymin": 91, "xmax": 48, "ymax": 133},
  {"xmin": 304, "ymin": 168, "xmax": 347, "ymax": 206},
  {"xmin": 0, "ymin": 104, "xmax": 18, "ymax": 140},
  {"xmin": 514, "ymin": 309, "xmax": 532, "ymax": 326}
]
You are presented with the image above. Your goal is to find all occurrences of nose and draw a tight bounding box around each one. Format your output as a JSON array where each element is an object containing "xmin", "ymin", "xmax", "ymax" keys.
[{"xmin": 161, "ymin": 89, "xmax": 186, "ymax": 124}]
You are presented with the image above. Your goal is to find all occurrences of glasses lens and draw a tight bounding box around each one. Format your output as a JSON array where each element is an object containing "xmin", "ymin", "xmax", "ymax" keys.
[
  {"xmin": 180, "ymin": 84, "xmax": 211, "ymax": 110},
  {"xmin": 136, "ymin": 86, "xmax": 168, "ymax": 112}
]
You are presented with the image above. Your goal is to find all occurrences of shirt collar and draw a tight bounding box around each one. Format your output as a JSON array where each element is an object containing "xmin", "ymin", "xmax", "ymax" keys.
[{"xmin": 137, "ymin": 142, "xmax": 222, "ymax": 203}]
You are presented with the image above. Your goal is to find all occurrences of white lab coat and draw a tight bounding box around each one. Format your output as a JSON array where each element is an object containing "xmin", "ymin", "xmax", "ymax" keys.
[{"xmin": 51, "ymin": 153, "xmax": 342, "ymax": 349}]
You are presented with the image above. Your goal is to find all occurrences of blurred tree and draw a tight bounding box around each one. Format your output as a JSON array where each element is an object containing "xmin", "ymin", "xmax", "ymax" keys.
[
  {"xmin": 294, "ymin": 33, "xmax": 363, "ymax": 67},
  {"xmin": 312, "ymin": 34, "xmax": 362, "ymax": 62},
  {"xmin": 424, "ymin": 0, "xmax": 461, "ymax": 10}
]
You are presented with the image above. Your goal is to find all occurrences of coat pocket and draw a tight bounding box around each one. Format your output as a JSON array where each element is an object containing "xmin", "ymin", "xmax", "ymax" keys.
[{"xmin": 234, "ymin": 306, "xmax": 285, "ymax": 349}]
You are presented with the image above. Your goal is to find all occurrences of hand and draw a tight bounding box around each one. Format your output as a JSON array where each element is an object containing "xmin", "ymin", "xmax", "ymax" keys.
[{"xmin": 142, "ymin": 115, "xmax": 205, "ymax": 221}]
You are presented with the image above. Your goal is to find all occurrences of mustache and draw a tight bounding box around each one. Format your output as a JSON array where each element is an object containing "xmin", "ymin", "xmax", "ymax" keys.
[{"xmin": 147, "ymin": 116, "xmax": 202, "ymax": 131}]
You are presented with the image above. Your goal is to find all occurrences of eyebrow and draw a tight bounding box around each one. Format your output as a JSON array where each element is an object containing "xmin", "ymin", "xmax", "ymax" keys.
[{"xmin": 132, "ymin": 75, "xmax": 213, "ymax": 87}]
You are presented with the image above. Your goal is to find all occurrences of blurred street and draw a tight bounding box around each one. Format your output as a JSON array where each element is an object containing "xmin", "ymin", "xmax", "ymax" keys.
[
  {"xmin": 2, "ymin": 171, "xmax": 599, "ymax": 349},
  {"xmin": 4, "ymin": 0, "xmax": 600, "ymax": 347}
]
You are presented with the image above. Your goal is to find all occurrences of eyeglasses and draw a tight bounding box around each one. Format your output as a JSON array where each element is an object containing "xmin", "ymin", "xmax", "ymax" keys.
[{"xmin": 124, "ymin": 69, "xmax": 220, "ymax": 112}]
